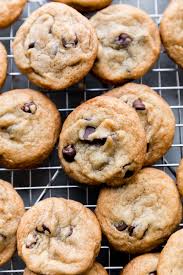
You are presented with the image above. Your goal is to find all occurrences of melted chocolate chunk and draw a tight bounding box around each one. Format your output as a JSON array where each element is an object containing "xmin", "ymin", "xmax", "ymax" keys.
[
  {"xmin": 114, "ymin": 221, "xmax": 128, "ymax": 231},
  {"xmin": 22, "ymin": 102, "xmax": 37, "ymax": 114},
  {"xmin": 124, "ymin": 170, "xmax": 134, "ymax": 179},
  {"xmin": 132, "ymin": 99, "xmax": 146, "ymax": 110},
  {"xmin": 84, "ymin": 138, "xmax": 107, "ymax": 146},
  {"xmin": 83, "ymin": 126, "xmax": 96, "ymax": 140},
  {"xmin": 36, "ymin": 224, "xmax": 51, "ymax": 234},
  {"xmin": 115, "ymin": 33, "xmax": 133, "ymax": 48},
  {"xmin": 28, "ymin": 42, "xmax": 35, "ymax": 49},
  {"xmin": 62, "ymin": 145, "xmax": 76, "ymax": 162},
  {"xmin": 62, "ymin": 36, "xmax": 78, "ymax": 48},
  {"xmin": 26, "ymin": 233, "xmax": 39, "ymax": 249},
  {"xmin": 149, "ymin": 272, "xmax": 157, "ymax": 275},
  {"xmin": 128, "ymin": 225, "xmax": 135, "ymax": 236}
]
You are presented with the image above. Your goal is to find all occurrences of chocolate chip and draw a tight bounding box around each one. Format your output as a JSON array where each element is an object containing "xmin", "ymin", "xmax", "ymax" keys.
[
  {"xmin": 83, "ymin": 126, "xmax": 96, "ymax": 140},
  {"xmin": 149, "ymin": 272, "xmax": 157, "ymax": 275},
  {"xmin": 36, "ymin": 224, "xmax": 51, "ymax": 234},
  {"xmin": 132, "ymin": 99, "xmax": 146, "ymax": 110},
  {"xmin": 128, "ymin": 225, "xmax": 135, "ymax": 236},
  {"xmin": 114, "ymin": 221, "xmax": 128, "ymax": 231},
  {"xmin": 115, "ymin": 33, "xmax": 133, "ymax": 48},
  {"xmin": 124, "ymin": 170, "xmax": 134, "ymax": 179},
  {"xmin": 22, "ymin": 102, "xmax": 37, "ymax": 114},
  {"xmin": 62, "ymin": 36, "xmax": 78, "ymax": 48},
  {"xmin": 62, "ymin": 145, "xmax": 76, "ymax": 162},
  {"xmin": 84, "ymin": 138, "xmax": 107, "ymax": 146},
  {"xmin": 28, "ymin": 42, "xmax": 35, "ymax": 49},
  {"xmin": 26, "ymin": 233, "xmax": 38, "ymax": 249}
]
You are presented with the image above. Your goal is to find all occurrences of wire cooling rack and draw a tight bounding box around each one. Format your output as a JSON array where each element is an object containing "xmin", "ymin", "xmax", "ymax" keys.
[{"xmin": 0, "ymin": 0, "xmax": 182, "ymax": 274}]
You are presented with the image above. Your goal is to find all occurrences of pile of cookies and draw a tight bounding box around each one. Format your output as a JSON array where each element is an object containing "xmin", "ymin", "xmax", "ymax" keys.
[{"xmin": 0, "ymin": 0, "xmax": 183, "ymax": 274}]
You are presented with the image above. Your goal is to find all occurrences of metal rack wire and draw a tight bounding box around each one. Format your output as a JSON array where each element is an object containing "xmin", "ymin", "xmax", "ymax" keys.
[{"xmin": 0, "ymin": 0, "xmax": 182, "ymax": 274}]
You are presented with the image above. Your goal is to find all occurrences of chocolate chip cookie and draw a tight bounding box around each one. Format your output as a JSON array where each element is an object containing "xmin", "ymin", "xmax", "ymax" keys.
[
  {"xmin": 0, "ymin": 42, "xmax": 7, "ymax": 88},
  {"xmin": 121, "ymin": 253, "xmax": 159, "ymax": 275},
  {"xmin": 17, "ymin": 198, "xmax": 101, "ymax": 275},
  {"xmin": 160, "ymin": 0, "xmax": 183, "ymax": 68},
  {"xmin": 0, "ymin": 89, "xmax": 61, "ymax": 168},
  {"xmin": 90, "ymin": 4, "xmax": 160, "ymax": 84},
  {"xmin": 24, "ymin": 262, "xmax": 107, "ymax": 275},
  {"xmin": 53, "ymin": 0, "xmax": 112, "ymax": 11},
  {"xmin": 0, "ymin": 0, "xmax": 26, "ymax": 28},
  {"xmin": 106, "ymin": 83, "xmax": 175, "ymax": 166},
  {"xmin": 96, "ymin": 168, "xmax": 182, "ymax": 254},
  {"xmin": 0, "ymin": 179, "xmax": 25, "ymax": 266},
  {"xmin": 13, "ymin": 2, "xmax": 98, "ymax": 90},
  {"xmin": 176, "ymin": 159, "xmax": 183, "ymax": 196},
  {"xmin": 157, "ymin": 229, "xmax": 183, "ymax": 275},
  {"xmin": 59, "ymin": 96, "xmax": 146, "ymax": 186}
]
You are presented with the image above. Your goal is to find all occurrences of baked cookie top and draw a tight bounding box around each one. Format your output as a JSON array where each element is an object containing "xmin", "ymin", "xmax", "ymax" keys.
[
  {"xmin": 0, "ymin": 42, "xmax": 7, "ymax": 88},
  {"xmin": 96, "ymin": 168, "xmax": 182, "ymax": 254},
  {"xmin": 59, "ymin": 96, "xmax": 146, "ymax": 186},
  {"xmin": 0, "ymin": 89, "xmax": 61, "ymax": 168},
  {"xmin": 53, "ymin": 0, "xmax": 112, "ymax": 11},
  {"xmin": 0, "ymin": 179, "xmax": 25, "ymax": 266},
  {"xmin": 0, "ymin": 0, "xmax": 26, "ymax": 28},
  {"xmin": 17, "ymin": 198, "xmax": 101, "ymax": 275},
  {"xmin": 90, "ymin": 4, "xmax": 160, "ymax": 84},
  {"xmin": 13, "ymin": 2, "xmax": 98, "ymax": 90},
  {"xmin": 160, "ymin": 0, "xmax": 183, "ymax": 68},
  {"xmin": 106, "ymin": 83, "xmax": 175, "ymax": 166},
  {"xmin": 157, "ymin": 229, "xmax": 183, "ymax": 275},
  {"xmin": 121, "ymin": 253, "xmax": 159, "ymax": 275}
]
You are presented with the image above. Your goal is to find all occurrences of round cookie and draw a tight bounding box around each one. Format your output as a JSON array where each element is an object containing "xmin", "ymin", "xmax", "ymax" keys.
[
  {"xmin": 59, "ymin": 96, "xmax": 146, "ymax": 187},
  {"xmin": 17, "ymin": 198, "xmax": 101, "ymax": 275},
  {"xmin": 0, "ymin": 43, "xmax": 7, "ymax": 88},
  {"xmin": 0, "ymin": 89, "xmax": 61, "ymax": 168},
  {"xmin": 176, "ymin": 159, "xmax": 183, "ymax": 196},
  {"xmin": 106, "ymin": 83, "xmax": 175, "ymax": 166},
  {"xmin": 24, "ymin": 262, "xmax": 107, "ymax": 275},
  {"xmin": 160, "ymin": 0, "xmax": 183, "ymax": 68},
  {"xmin": 53, "ymin": 0, "xmax": 112, "ymax": 11},
  {"xmin": 13, "ymin": 2, "xmax": 98, "ymax": 90},
  {"xmin": 157, "ymin": 229, "xmax": 183, "ymax": 275},
  {"xmin": 0, "ymin": 179, "xmax": 25, "ymax": 266},
  {"xmin": 121, "ymin": 253, "xmax": 159, "ymax": 275},
  {"xmin": 0, "ymin": 0, "xmax": 26, "ymax": 28},
  {"xmin": 96, "ymin": 168, "xmax": 182, "ymax": 254},
  {"xmin": 90, "ymin": 4, "xmax": 160, "ymax": 84}
]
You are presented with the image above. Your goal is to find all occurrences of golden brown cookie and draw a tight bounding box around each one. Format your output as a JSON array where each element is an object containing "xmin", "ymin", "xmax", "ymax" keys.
[
  {"xmin": 17, "ymin": 198, "xmax": 101, "ymax": 275},
  {"xmin": 176, "ymin": 159, "xmax": 183, "ymax": 196},
  {"xmin": 106, "ymin": 83, "xmax": 175, "ymax": 166},
  {"xmin": 0, "ymin": 89, "xmax": 61, "ymax": 168},
  {"xmin": 90, "ymin": 4, "xmax": 160, "ymax": 84},
  {"xmin": 59, "ymin": 96, "xmax": 146, "ymax": 187},
  {"xmin": 121, "ymin": 253, "xmax": 159, "ymax": 275},
  {"xmin": 96, "ymin": 168, "xmax": 182, "ymax": 254},
  {"xmin": 13, "ymin": 2, "xmax": 98, "ymax": 90},
  {"xmin": 0, "ymin": 0, "xmax": 26, "ymax": 28},
  {"xmin": 53, "ymin": 0, "xmax": 112, "ymax": 11},
  {"xmin": 160, "ymin": 0, "xmax": 183, "ymax": 68},
  {"xmin": 0, "ymin": 42, "xmax": 7, "ymax": 88},
  {"xmin": 157, "ymin": 229, "xmax": 183, "ymax": 275},
  {"xmin": 0, "ymin": 179, "xmax": 25, "ymax": 266}
]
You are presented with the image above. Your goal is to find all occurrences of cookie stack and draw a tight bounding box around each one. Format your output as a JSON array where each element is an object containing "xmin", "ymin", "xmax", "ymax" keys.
[{"xmin": 0, "ymin": 0, "xmax": 183, "ymax": 274}]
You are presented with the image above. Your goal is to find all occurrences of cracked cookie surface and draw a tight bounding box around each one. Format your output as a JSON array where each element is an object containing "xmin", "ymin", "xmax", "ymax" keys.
[
  {"xmin": 18, "ymin": 198, "xmax": 101, "ymax": 275},
  {"xmin": 59, "ymin": 96, "xmax": 146, "ymax": 186},
  {"xmin": 160, "ymin": 0, "xmax": 183, "ymax": 68},
  {"xmin": 106, "ymin": 83, "xmax": 175, "ymax": 166},
  {"xmin": 13, "ymin": 2, "xmax": 98, "ymax": 90},
  {"xmin": 0, "ymin": 179, "xmax": 25, "ymax": 266},
  {"xmin": 157, "ymin": 229, "xmax": 183, "ymax": 275},
  {"xmin": 0, "ymin": 43, "xmax": 7, "ymax": 88},
  {"xmin": 96, "ymin": 168, "xmax": 182, "ymax": 254},
  {"xmin": 121, "ymin": 253, "xmax": 159, "ymax": 275},
  {"xmin": 90, "ymin": 4, "xmax": 160, "ymax": 84},
  {"xmin": 0, "ymin": 89, "xmax": 61, "ymax": 168},
  {"xmin": 53, "ymin": 0, "xmax": 112, "ymax": 11},
  {"xmin": 0, "ymin": 0, "xmax": 26, "ymax": 28}
]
